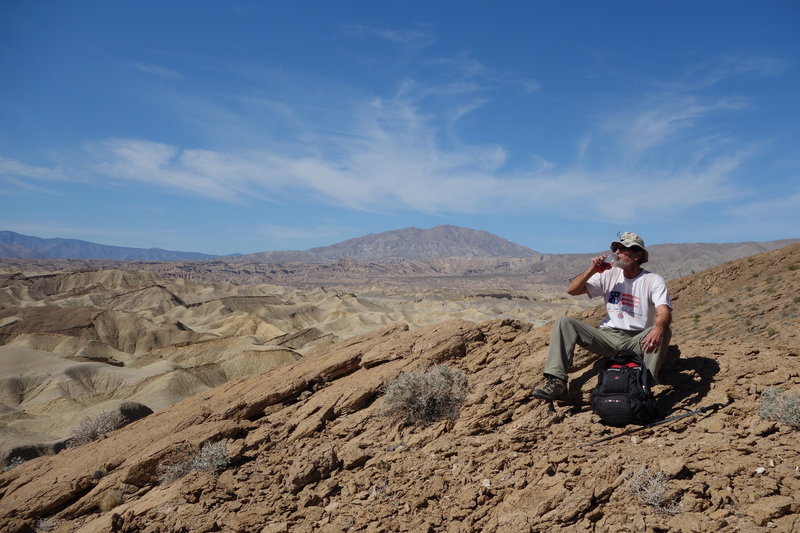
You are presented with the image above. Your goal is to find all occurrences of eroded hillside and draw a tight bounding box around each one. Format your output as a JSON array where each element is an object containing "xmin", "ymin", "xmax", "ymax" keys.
[
  {"xmin": 0, "ymin": 269, "xmax": 582, "ymax": 463},
  {"xmin": 0, "ymin": 245, "xmax": 798, "ymax": 532}
]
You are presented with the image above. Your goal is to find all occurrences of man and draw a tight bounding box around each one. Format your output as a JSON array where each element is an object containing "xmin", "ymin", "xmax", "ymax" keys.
[{"xmin": 532, "ymin": 232, "xmax": 672, "ymax": 400}]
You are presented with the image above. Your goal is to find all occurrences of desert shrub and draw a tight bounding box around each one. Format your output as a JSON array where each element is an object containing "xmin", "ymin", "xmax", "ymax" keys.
[
  {"xmin": 35, "ymin": 518, "xmax": 57, "ymax": 531},
  {"xmin": 381, "ymin": 365, "xmax": 468, "ymax": 425},
  {"xmin": 158, "ymin": 441, "xmax": 230, "ymax": 484},
  {"xmin": 98, "ymin": 488, "xmax": 123, "ymax": 513},
  {"xmin": 3, "ymin": 456, "xmax": 24, "ymax": 472},
  {"xmin": 67, "ymin": 411, "xmax": 126, "ymax": 448},
  {"xmin": 759, "ymin": 388, "xmax": 800, "ymax": 427},
  {"xmin": 622, "ymin": 466, "xmax": 681, "ymax": 515}
]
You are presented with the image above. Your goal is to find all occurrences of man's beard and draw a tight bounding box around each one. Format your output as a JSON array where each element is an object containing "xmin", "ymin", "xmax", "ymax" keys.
[{"xmin": 612, "ymin": 255, "xmax": 633, "ymax": 269}]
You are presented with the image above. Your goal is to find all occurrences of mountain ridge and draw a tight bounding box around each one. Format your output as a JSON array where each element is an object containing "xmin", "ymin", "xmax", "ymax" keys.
[
  {"xmin": 236, "ymin": 225, "xmax": 540, "ymax": 263},
  {"xmin": 0, "ymin": 231, "xmax": 216, "ymax": 261},
  {"xmin": 3, "ymin": 228, "xmax": 798, "ymax": 268}
]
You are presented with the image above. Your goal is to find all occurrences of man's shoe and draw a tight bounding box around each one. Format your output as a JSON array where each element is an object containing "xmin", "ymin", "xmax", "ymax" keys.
[{"xmin": 532, "ymin": 375, "xmax": 567, "ymax": 400}]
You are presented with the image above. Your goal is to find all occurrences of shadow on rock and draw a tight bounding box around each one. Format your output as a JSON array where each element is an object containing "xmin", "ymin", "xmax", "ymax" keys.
[{"xmin": 656, "ymin": 346, "xmax": 720, "ymax": 416}]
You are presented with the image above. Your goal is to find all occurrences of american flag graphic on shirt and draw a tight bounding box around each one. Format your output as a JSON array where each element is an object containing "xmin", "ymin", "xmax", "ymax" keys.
[
  {"xmin": 608, "ymin": 291, "xmax": 640, "ymax": 314},
  {"xmin": 620, "ymin": 293, "xmax": 639, "ymax": 310}
]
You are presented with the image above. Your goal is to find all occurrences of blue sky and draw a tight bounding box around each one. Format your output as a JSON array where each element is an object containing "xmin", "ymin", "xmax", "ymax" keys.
[{"xmin": 1, "ymin": 1, "xmax": 798, "ymax": 255}]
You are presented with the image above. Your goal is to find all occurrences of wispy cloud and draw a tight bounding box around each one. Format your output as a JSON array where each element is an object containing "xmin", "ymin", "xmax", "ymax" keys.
[
  {"xmin": 664, "ymin": 54, "xmax": 792, "ymax": 92},
  {"xmin": 0, "ymin": 157, "xmax": 64, "ymax": 181},
  {"xmin": 131, "ymin": 62, "xmax": 182, "ymax": 79},
  {"xmin": 4, "ymin": 51, "xmax": 786, "ymax": 228},
  {"xmin": 343, "ymin": 23, "xmax": 435, "ymax": 52},
  {"xmin": 612, "ymin": 96, "xmax": 749, "ymax": 156}
]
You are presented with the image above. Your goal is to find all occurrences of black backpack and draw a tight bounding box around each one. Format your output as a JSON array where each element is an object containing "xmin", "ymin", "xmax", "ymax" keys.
[{"xmin": 591, "ymin": 350, "xmax": 658, "ymax": 426}]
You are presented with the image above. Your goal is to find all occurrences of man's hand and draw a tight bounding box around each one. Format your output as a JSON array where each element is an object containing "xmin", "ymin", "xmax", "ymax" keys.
[
  {"xmin": 566, "ymin": 255, "xmax": 608, "ymax": 295},
  {"xmin": 641, "ymin": 326, "xmax": 665, "ymax": 353},
  {"xmin": 591, "ymin": 255, "xmax": 609, "ymax": 271},
  {"xmin": 641, "ymin": 305, "xmax": 672, "ymax": 353}
]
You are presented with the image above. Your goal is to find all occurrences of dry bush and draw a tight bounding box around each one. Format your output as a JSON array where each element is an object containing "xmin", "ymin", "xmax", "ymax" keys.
[
  {"xmin": 622, "ymin": 466, "xmax": 681, "ymax": 515},
  {"xmin": 98, "ymin": 488, "xmax": 123, "ymax": 513},
  {"xmin": 67, "ymin": 411, "xmax": 126, "ymax": 448},
  {"xmin": 3, "ymin": 456, "xmax": 24, "ymax": 472},
  {"xmin": 759, "ymin": 388, "xmax": 800, "ymax": 427},
  {"xmin": 158, "ymin": 441, "xmax": 230, "ymax": 484},
  {"xmin": 381, "ymin": 365, "xmax": 468, "ymax": 425}
]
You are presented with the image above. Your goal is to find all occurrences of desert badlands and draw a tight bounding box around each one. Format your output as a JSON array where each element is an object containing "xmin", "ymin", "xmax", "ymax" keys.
[{"xmin": 0, "ymin": 242, "xmax": 798, "ymax": 532}]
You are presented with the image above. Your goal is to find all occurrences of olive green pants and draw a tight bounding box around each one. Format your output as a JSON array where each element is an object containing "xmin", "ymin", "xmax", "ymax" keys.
[{"xmin": 544, "ymin": 317, "xmax": 671, "ymax": 384}]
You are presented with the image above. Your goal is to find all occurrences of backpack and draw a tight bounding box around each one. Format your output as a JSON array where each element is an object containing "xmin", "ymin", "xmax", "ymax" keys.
[{"xmin": 591, "ymin": 350, "xmax": 658, "ymax": 426}]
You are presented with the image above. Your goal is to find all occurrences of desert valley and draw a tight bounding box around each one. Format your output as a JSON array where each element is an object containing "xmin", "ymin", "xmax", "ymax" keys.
[{"xmin": 0, "ymin": 227, "xmax": 798, "ymax": 532}]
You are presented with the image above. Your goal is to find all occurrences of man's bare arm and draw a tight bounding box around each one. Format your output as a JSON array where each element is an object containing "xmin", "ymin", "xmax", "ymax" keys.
[
  {"xmin": 567, "ymin": 255, "xmax": 607, "ymax": 295},
  {"xmin": 642, "ymin": 305, "xmax": 672, "ymax": 353}
]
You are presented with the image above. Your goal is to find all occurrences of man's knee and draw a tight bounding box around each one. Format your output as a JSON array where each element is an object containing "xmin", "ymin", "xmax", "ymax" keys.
[{"xmin": 554, "ymin": 316, "xmax": 579, "ymax": 331}]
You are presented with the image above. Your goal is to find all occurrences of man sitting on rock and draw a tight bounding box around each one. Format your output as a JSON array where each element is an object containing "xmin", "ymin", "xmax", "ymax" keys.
[{"xmin": 532, "ymin": 232, "xmax": 673, "ymax": 400}]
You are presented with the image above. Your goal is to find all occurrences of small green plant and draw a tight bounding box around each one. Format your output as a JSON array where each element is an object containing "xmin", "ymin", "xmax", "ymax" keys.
[
  {"xmin": 758, "ymin": 388, "xmax": 800, "ymax": 428},
  {"xmin": 158, "ymin": 441, "xmax": 231, "ymax": 484},
  {"xmin": 766, "ymin": 328, "xmax": 778, "ymax": 337},
  {"xmin": 67, "ymin": 411, "xmax": 126, "ymax": 448},
  {"xmin": 622, "ymin": 466, "xmax": 681, "ymax": 515},
  {"xmin": 789, "ymin": 264, "xmax": 799, "ymax": 271},
  {"xmin": 2, "ymin": 456, "xmax": 24, "ymax": 472},
  {"xmin": 381, "ymin": 365, "xmax": 468, "ymax": 425}
]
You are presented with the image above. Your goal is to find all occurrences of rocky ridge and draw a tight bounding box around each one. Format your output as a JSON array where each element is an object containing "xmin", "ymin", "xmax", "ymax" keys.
[
  {"xmin": 0, "ymin": 245, "xmax": 798, "ymax": 532},
  {"xmin": 2, "ymin": 239, "xmax": 796, "ymax": 292}
]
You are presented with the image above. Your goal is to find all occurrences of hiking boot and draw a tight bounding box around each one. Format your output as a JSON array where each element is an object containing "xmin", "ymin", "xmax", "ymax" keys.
[{"xmin": 532, "ymin": 375, "xmax": 567, "ymax": 400}]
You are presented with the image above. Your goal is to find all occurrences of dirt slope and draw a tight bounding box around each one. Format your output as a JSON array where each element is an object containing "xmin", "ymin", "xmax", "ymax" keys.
[{"xmin": 0, "ymin": 245, "xmax": 798, "ymax": 532}]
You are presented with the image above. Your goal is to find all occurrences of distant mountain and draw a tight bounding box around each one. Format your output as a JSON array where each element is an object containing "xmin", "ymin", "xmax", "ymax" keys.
[
  {"xmin": 235, "ymin": 225, "xmax": 540, "ymax": 262},
  {"xmin": 0, "ymin": 231, "xmax": 216, "ymax": 261}
]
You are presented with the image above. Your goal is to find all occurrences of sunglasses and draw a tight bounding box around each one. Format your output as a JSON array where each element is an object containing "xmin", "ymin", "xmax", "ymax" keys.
[{"xmin": 612, "ymin": 244, "xmax": 643, "ymax": 253}]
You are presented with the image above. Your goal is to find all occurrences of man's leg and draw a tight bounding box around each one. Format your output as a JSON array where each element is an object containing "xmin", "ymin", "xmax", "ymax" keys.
[
  {"xmin": 622, "ymin": 327, "xmax": 672, "ymax": 384},
  {"xmin": 543, "ymin": 317, "xmax": 625, "ymax": 380}
]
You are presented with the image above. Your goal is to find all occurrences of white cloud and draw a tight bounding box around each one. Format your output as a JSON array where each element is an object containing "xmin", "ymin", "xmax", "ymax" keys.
[
  {"xmin": 132, "ymin": 62, "xmax": 182, "ymax": 79},
  {"xmin": 606, "ymin": 96, "xmax": 749, "ymax": 157},
  {"xmin": 5, "ymin": 50, "xmax": 777, "ymax": 229},
  {"xmin": 0, "ymin": 157, "xmax": 63, "ymax": 181},
  {"xmin": 343, "ymin": 24, "xmax": 434, "ymax": 51},
  {"xmin": 10, "ymin": 81, "xmax": 751, "ymax": 226}
]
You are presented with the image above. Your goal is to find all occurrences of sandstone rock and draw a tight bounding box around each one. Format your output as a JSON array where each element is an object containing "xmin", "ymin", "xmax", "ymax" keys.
[{"xmin": 745, "ymin": 495, "xmax": 795, "ymax": 526}]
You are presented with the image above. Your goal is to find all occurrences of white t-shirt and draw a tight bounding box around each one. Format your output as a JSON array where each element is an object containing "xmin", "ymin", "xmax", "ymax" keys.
[{"xmin": 586, "ymin": 268, "xmax": 672, "ymax": 331}]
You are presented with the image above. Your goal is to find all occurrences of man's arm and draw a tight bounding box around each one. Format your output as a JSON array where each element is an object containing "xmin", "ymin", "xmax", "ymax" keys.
[
  {"xmin": 567, "ymin": 255, "xmax": 608, "ymax": 295},
  {"xmin": 642, "ymin": 304, "xmax": 672, "ymax": 353}
]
